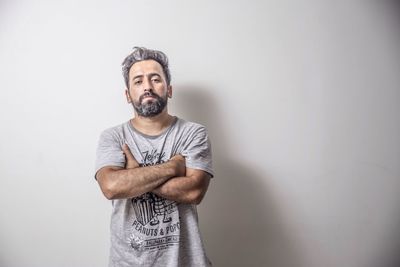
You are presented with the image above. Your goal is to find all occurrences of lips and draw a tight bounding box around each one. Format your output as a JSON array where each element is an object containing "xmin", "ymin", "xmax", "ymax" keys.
[{"xmin": 139, "ymin": 93, "xmax": 158, "ymax": 103}]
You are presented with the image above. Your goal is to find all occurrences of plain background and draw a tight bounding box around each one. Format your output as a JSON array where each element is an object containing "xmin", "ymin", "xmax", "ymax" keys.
[{"xmin": 1, "ymin": 0, "xmax": 399, "ymax": 266}]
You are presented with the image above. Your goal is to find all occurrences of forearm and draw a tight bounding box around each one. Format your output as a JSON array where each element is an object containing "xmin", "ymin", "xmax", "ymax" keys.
[
  {"xmin": 152, "ymin": 173, "xmax": 210, "ymax": 204},
  {"xmin": 99, "ymin": 161, "xmax": 177, "ymax": 199}
]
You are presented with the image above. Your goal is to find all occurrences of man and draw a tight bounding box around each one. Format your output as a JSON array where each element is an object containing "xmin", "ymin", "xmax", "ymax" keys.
[{"xmin": 95, "ymin": 47, "xmax": 214, "ymax": 267}]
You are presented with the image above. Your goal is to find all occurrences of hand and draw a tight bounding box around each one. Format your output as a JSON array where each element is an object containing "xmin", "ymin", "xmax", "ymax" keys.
[
  {"xmin": 169, "ymin": 154, "xmax": 186, "ymax": 177},
  {"xmin": 122, "ymin": 144, "xmax": 139, "ymax": 169}
]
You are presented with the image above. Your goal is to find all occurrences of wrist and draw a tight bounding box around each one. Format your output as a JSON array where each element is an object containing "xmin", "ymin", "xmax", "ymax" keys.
[{"xmin": 165, "ymin": 159, "xmax": 179, "ymax": 178}]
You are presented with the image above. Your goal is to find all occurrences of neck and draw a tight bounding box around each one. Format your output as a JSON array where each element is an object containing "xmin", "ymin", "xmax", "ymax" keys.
[{"xmin": 131, "ymin": 109, "xmax": 174, "ymax": 136}]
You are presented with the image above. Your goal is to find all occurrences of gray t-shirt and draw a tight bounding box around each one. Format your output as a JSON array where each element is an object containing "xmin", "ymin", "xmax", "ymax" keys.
[{"xmin": 95, "ymin": 117, "xmax": 213, "ymax": 267}]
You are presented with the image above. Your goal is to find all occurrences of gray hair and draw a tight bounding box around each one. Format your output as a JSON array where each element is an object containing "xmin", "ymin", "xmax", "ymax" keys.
[{"xmin": 122, "ymin": 47, "xmax": 171, "ymax": 88}]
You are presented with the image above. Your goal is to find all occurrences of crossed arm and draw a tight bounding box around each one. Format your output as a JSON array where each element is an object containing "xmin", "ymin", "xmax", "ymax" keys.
[{"xmin": 96, "ymin": 145, "xmax": 211, "ymax": 204}]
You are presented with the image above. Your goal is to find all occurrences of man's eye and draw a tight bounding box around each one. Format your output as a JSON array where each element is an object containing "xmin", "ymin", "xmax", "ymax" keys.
[
  {"xmin": 151, "ymin": 78, "xmax": 160, "ymax": 83},
  {"xmin": 134, "ymin": 80, "xmax": 142, "ymax": 85}
]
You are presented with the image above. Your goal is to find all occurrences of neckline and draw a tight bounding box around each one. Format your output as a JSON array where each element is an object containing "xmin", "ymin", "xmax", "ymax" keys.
[{"xmin": 127, "ymin": 116, "xmax": 178, "ymax": 139}]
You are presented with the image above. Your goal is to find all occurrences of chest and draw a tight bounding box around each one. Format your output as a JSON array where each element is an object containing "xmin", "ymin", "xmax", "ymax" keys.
[{"xmin": 125, "ymin": 130, "xmax": 184, "ymax": 166}]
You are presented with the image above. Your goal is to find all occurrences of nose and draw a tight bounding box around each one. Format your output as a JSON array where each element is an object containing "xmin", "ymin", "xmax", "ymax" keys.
[{"xmin": 143, "ymin": 77, "xmax": 153, "ymax": 92}]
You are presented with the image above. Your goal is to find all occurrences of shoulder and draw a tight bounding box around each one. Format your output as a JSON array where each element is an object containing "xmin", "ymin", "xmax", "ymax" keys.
[
  {"xmin": 175, "ymin": 117, "xmax": 208, "ymax": 133},
  {"xmin": 99, "ymin": 121, "xmax": 129, "ymax": 140},
  {"xmin": 174, "ymin": 117, "xmax": 211, "ymax": 144}
]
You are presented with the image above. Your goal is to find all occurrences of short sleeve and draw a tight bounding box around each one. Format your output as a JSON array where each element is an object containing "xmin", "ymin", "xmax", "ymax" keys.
[
  {"xmin": 94, "ymin": 129, "xmax": 125, "ymax": 178},
  {"xmin": 181, "ymin": 126, "xmax": 214, "ymax": 177}
]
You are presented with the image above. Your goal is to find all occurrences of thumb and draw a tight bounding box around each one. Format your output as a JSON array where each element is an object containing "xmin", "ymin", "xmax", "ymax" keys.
[
  {"xmin": 122, "ymin": 144, "xmax": 138, "ymax": 168},
  {"xmin": 122, "ymin": 144, "xmax": 134, "ymax": 159}
]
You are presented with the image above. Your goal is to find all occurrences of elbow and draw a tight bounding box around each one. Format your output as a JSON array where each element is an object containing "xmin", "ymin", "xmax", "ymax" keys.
[
  {"xmin": 103, "ymin": 187, "xmax": 116, "ymax": 200},
  {"xmin": 101, "ymin": 181, "xmax": 118, "ymax": 200},
  {"xmin": 96, "ymin": 167, "xmax": 128, "ymax": 200},
  {"xmin": 190, "ymin": 179, "xmax": 210, "ymax": 205},
  {"xmin": 97, "ymin": 173, "xmax": 120, "ymax": 200},
  {"xmin": 188, "ymin": 175, "xmax": 210, "ymax": 205},
  {"xmin": 192, "ymin": 198, "xmax": 202, "ymax": 205},
  {"xmin": 189, "ymin": 189, "xmax": 206, "ymax": 205}
]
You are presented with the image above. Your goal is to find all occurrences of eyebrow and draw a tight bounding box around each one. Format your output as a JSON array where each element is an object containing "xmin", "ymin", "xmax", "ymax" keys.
[{"xmin": 132, "ymin": 73, "xmax": 162, "ymax": 81}]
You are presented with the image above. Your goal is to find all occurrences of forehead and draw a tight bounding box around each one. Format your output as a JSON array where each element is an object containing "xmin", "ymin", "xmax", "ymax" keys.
[{"xmin": 129, "ymin": 59, "xmax": 164, "ymax": 77}]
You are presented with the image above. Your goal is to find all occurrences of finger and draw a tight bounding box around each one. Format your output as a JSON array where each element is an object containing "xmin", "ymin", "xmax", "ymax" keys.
[
  {"xmin": 170, "ymin": 154, "xmax": 185, "ymax": 167},
  {"xmin": 122, "ymin": 144, "xmax": 134, "ymax": 160},
  {"xmin": 122, "ymin": 144, "xmax": 139, "ymax": 168},
  {"xmin": 174, "ymin": 154, "xmax": 185, "ymax": 162}
]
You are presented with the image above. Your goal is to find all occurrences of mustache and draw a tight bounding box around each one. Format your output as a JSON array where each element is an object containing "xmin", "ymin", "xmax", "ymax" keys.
[{"xmin": 139, "ymin": 91, "xmax": 160, "ymax": 102}]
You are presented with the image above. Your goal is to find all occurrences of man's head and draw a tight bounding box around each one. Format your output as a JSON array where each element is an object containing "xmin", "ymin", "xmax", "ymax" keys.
[
  {"xmin": 122, "ymin": 47, "xmax": 171, "ymax": 88},
  {"xmin": 122, "ymin": 47, "xmax": 172, "ymax": 117}
]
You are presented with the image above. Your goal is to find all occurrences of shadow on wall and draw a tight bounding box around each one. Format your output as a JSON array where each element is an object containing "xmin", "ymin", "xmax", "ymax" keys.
[
  {"xmin": 369, "ymin": 215, "xmax": 400, "ymax": 267},
  {"xmin": 173, "ymin": 86, "xmax": 304, "ymax": 267}
]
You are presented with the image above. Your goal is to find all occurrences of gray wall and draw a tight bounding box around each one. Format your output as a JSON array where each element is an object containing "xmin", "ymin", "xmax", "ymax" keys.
[{"xmin": 1, "ymin": 0, "xmax": 399, "ymax": 266}]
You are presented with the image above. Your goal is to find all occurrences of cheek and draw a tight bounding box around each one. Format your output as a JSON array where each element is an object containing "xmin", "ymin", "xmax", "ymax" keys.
[
  {"xmin": 126, "ymin": 90, "xmax": 137, "ymax": 103},
  {"xmin": 157, "ymin": 85, "xmax": 169, "ymax": 94}
]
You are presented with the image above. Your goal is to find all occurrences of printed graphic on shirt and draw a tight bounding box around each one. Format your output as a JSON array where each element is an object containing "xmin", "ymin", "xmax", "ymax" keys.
[{"xmin": 127, "ymin": 148, "xmax": 180, "ymax": 252}]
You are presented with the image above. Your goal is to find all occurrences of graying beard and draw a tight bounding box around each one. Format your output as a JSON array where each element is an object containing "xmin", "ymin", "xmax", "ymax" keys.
[{"xmin": 134, "ymin": 99, "xmax": 166, "ymax": 117}]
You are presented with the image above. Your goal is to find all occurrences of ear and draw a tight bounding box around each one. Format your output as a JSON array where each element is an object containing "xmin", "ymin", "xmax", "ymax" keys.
[
  {"xmin": 167, "ymin": 85, "xmax": 172, "ymax": 98},
  {"xmin": 125, "ymin": 89, "xmax": 132, "ymax": 103}
]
